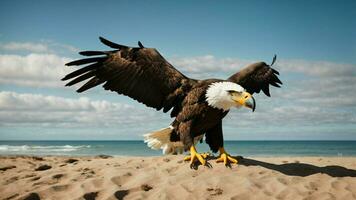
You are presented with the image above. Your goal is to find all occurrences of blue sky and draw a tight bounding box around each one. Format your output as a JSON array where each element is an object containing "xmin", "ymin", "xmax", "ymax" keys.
[{"xmin": 0, "ymin": 0, "xmax": 355, "ymax": 140}]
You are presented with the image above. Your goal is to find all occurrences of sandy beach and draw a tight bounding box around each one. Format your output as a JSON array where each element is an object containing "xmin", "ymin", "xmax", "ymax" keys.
[{"xmin": 1, "ymin": 155, "xmax": 356, "ymax": 200}]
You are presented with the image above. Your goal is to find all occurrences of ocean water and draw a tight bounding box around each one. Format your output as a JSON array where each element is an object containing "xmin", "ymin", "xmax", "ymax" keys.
[{"xmin": 0, "ymin": 141, "xmax": 356, "ymax": 157}]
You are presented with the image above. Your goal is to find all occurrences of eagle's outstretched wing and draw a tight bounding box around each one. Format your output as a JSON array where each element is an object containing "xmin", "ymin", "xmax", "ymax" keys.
[
  {"xmin": 62, "ymin": 37, "xmax": 193, "ymax": 112},
  {"xmin": 227, "ymin": 55, "xmax": 282, "ymax": 97}
]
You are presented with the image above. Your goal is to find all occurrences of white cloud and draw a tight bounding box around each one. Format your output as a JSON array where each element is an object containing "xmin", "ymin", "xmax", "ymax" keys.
[
  {"xmin": 170, "ymin": 55, "xmax": 249, "ymax": 73},
  {"xmin": 0, "ymin": 91, "xmax": 165, "ymax": 128},
  {"xmin": 1, "ymin": 42, "xmax": 49, "ymax": 53},
  {"xmin": 275, "ymin": 76, "xmax": 356, "ymax": 108},
  {"xmin": 0, "ymin": 91, "xmax": 124, "ymax": 111},
  {"xmin": 276, "ymin": 59, "xmax": 356, "ymax": 77},
  {"xmin": 169, "ymin": 55, "xmax": 251, "ymax": 79},
  {"xmin": 225, "ymin": 102, "xmax": 356, "ymax": 129},
  {"xmin": 0, "ymin": 41, "xmax": 80, "ymax": 88},
  {"xmin": 0, "ymin": 41, "xmax": 79, "ymax": 54},
  {"xmin": 169, "ymin": 55, "xmax": 356, "ymax": 78},
  {"xmin": 51, "ymin": 42, "xmax": 79, "ymax": 53},
  {"xmin": 0, "ymin": 53, "xmax": 72, "ymax": 87}
]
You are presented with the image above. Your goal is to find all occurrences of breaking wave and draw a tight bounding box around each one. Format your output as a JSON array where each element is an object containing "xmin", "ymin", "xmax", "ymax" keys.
[{"xmin": 0, "ymin": 145, "xmax": 91, "ymax": 153}]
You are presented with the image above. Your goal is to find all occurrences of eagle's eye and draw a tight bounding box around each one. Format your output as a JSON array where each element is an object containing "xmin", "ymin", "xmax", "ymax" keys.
[{"xmin": 227, "ymin": 90, "xmax": 242, "ymax": 96}]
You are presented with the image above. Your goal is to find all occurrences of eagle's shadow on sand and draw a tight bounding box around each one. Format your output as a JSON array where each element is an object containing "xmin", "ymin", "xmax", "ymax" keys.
[
  {"xmin": 188, "ymin": 156, "xmax": 356, "ymax": 177},
  {"xmin": 236, "ymin": 157, "xmax": 356, "ymax": 177}
]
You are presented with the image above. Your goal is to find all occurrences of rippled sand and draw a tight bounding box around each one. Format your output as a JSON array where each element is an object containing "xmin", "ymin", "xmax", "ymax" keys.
[{"xmin": 1, "ymin": 155, "xmax": 356, "ymax": 200}]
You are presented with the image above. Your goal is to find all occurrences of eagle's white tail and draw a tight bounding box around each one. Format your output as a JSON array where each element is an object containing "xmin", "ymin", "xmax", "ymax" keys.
[{"xmin": 143, "ymin": 126, "xmax": 184, "ymax": 155}]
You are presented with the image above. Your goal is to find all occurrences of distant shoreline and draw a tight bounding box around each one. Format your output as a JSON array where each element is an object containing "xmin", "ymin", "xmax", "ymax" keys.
[
  {"xmin": 1, "ymin": 140, "xmax": 356, "ymax": 141},
  {"xmin": 1, "ymin": 140, "xmax": 356, "ymax": 157}
]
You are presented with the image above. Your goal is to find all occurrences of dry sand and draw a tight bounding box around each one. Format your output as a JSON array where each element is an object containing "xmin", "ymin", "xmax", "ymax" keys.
[{"xmin": 1, "ymin": 155, "xmax": 356, "ymax": 200}]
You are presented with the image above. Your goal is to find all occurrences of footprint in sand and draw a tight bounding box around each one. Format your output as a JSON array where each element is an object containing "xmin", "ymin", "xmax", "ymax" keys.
[
  {"xmin": 141, "ymin": 184, "xmax": 153, "ymax": 191},
  {"xmin": 31, "ymin": 176, "xmax": 41, "ymax": 181},
  {"xmin": 113, "ymin": 184, "xmax": 153, "ymax": 200},
  {"xmin": 23, "ymin": 174, "xmax": 37, "ymax": 179},
  {"xmin": 31, "ymin": 156, "xmax": 44, "ymax": 161},
  {"xmin": 0, "ymin": 165, "xmax": 16, "ymax": 171},
  {"xmin": 206, "ymin": 187, "xmax": 223, "ymax": 196},
  {"xmin": 81, "ymin": 168, "xmax": 95, "ymax": 178},
  {"xmin": 83, "ymin": 192, "xmax": 98, "ymax": 200},
  {"xmin": 114, "ymin": 190, "xmax": 129, "ymax": 200},
  {"xmin": 52, "ymin": 174, "xmax": 64, "ymax": 180},
  {"xmin": 111, "ymin": 172, "xmax": 133, "ymax": 186},
  {"xmin": 35, "ymin": 164, "xmax": 51, "ymax": 171},
  {"xmin": 5, "ymin": 176, "xmax": 18, "ymax": 184},
  {"xmin": 51, "ymin": 184, "xmax": 69, "ymax": 192},
  {"xmin": 23, "ymin": 192, "xmax": 40, "ymax": 200},
  {"xmin": 65, "ymin": 158, "xmax": 79, "ymax": 164}
]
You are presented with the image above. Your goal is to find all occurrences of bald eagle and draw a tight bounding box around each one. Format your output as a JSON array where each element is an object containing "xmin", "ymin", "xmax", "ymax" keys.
[{"xmin": 62, "ymin": 37, "xmax": 282, "ymax": 167}]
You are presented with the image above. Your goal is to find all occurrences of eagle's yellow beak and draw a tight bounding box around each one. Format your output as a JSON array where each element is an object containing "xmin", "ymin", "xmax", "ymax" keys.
[{"xmin": 231, "ymin": 91, "xmax": 256, "ymax": 112}]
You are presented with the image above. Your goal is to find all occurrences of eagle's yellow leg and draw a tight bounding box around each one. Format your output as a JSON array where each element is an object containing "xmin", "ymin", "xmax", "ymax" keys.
[
  {"xmin": 216, "ymin": 147, "xmax": 238, "ymax": 166},
  {"xmin": 183, "ymin": 146, "xmax": 207, "ymax": 165}
]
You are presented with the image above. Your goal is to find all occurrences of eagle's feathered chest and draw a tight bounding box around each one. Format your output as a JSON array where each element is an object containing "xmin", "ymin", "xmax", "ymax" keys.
[
  {"xmin": 191, "ymin": 106, "xmax": 228, "ymax": 133},
  {"xmin": 176, "ymin": 81, "xmax": 222, "ymax": 123},
  {"xmin": 175, "ymin": 81, "xmax": 230, "ymax": 136}
]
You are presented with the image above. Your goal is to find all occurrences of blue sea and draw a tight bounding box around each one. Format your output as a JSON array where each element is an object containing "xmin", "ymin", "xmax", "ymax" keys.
[{"xmin": 0, "ymin": 141, "xmax": 356, "ymax": 157}]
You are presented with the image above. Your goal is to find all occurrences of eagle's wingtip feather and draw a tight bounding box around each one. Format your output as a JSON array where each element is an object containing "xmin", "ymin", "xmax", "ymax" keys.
[{"xmin": 138, "ymin": 41, "xmax": 144, "ymax": 48}]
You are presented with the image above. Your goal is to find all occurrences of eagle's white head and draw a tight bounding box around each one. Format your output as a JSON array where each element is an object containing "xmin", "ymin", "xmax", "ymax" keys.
[{"xmin": 205, "ymin": 82, "xmax": 256, "ymax": 111}]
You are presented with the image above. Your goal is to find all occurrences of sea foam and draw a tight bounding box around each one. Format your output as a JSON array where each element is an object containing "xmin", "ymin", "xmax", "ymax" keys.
[{"xmin": 0, "ymin": 145, "xmax": 90, "ymax": 152}]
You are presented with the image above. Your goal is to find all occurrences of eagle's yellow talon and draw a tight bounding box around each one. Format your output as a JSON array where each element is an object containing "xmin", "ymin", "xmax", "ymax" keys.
[
  {"xmin": 201, "ymin": 152, "xmax": 210, "ymax": 159},
  {"xmin": 228, "ymin": 156, "xmax": 238, "ymax": 164},
  {"xmin": 216, "ymin": 147, "xmax": 238, "ymax": 166},
  {"xmin": 184, "ymin": 146, "xmax": 207, "ymax": 166},
  {"xmin": 184, "ymin": 156, "xmax": 191, "ymax": 161}
]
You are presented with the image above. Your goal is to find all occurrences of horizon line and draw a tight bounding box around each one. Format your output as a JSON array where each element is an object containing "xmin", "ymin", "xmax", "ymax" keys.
[{"xmin": 1, "ymin": 139, "xmax": 356, "ymax": 142}]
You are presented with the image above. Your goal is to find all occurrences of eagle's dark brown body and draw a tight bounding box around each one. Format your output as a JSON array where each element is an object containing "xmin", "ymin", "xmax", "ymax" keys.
[
  {"xmin": 62, "ymin": 37, "xmax": 282, "ymax": 154},
  {"xmin": 170, "ymin": 79, "xmax": 229, "ymax": 152}
]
